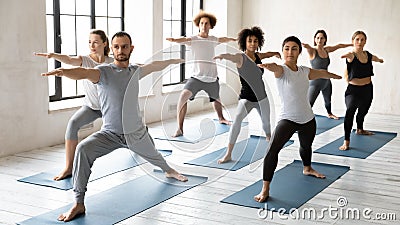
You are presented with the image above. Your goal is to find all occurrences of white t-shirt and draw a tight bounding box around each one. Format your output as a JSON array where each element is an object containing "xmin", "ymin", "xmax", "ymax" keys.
[
  {"xmin": 81, "ymin": 55, "xmax": 113, "ymax": 110},
  {"xmin": 188, "ymin": 35, "xmax": 219, "ymax": 82},
  {"xmin": 276, "ymin": 65, "xmax": 314, "ymax": 124}
]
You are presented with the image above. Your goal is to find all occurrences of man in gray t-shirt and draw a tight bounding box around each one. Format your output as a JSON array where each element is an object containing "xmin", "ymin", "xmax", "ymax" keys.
[{"xmin": 42, "ymin": 31, "xmax": 187, "ymax": 222}]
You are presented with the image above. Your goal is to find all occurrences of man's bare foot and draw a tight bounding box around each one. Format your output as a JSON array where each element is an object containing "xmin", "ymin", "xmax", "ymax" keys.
[
  {"xmin": 219, "ymin": 118, "xmax": 232, "ymax": 125},
  {"xmin": 165, "ymin": 169, "xmax": 188, "ymax": 182},
  {"xmin": 339, "ymin": 140, "xmax": 350, "ymax": 151},
  {"xmin": 303, "ymin": 166, "xmax": 326, "ymax": 178},
  {"xmin": 217, "ymin": 154, "xmax": 232, "ymax": 164},
  {"xmin": 54, "ymin": 168, "xmax": 72, "ymax": 181},
  {"xmin": 328, "ymin": 114, "xmax": 339, "ymax": 120},
  {"xmin": 356, "ymin": 129, "xmax": 374, "ymax": 135},
  {"xmin": 254, "ymin": 181, "xmax": 270, "ymax": 202},
  {"xmin": 58, "ymin": 203, "xmax": 85, "ymax": 222},
  {"xmin": 172, "ymin": 129, "xmax": 183, "ymax": 137}
]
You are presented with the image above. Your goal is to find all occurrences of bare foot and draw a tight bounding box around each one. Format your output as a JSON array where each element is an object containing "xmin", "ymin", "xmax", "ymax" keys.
[
  {"xmin": 165, "ymin": 169, "xmax": 188, "ymax": 182},
  {"xmin": 254, "ymin": 182, "xmax": 270, "ymax": 202},
  {"xmin": 328, "ymin": 114, "xmax": 339, "ymax": 120},
  {"xmin": 356, "ymin": 129, "xmax": 374, "ymax": 135},
  {"xmin": 265, "ymin": 134, "xmax": 271, "ymax": 142},
  {"xmin": 217, "ymin": 154, "xmax": 232, "ymax": 164},
  {"xmin": 339, "ymin": 140, "xmax": 350, "ymax": 151},
  {"xmin": 54, "ymin": 168, "xmax": 72, "ymax": 181},
  {"xmin": 303, "ymin": 166, "xmax": 326, "ymax": 179},
  {"xmin": 58, "ymin": 203, "xmax": 85, "ymax": 222},
  {"xmin": 219, "ymin": 118, "xmax": 232, "ymax": 125},
  {"xmin": 172, "ymin": 129, "xmax": 183, "ymax": 137}
]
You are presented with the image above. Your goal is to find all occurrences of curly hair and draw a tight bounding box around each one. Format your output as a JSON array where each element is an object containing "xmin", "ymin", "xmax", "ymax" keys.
[
  {"xmin": 193, "ymin": 11, "xmax": 217, "ymax": 28},
  {"xmin": 237, "ymin": 26, "xmax": 265, "ymax": 52}
]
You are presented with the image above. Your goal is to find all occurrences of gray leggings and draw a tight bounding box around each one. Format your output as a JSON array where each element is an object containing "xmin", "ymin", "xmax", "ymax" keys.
[
  {"xmin": 228, "ymin": 98, "xmax": 271, "ymax": 144},
  {"xmin": 308, "ymin": 79, "xmax": 333, "ymax": 114},
  {"xmin": 72, "ymin": 129, "xmax": 171, "ymax": 203},
  {"xmin": 65, "ymin": 105, "xmax": 102, "ymax": 140}
]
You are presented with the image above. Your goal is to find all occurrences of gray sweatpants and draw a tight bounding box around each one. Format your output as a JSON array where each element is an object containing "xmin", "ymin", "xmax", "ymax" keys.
[
  {"xmin": 72, "ymin": 128, "xmax": 171, "ymax": 203},
  {"xmin": 65, "ymin": 105, "xmax": 102, "ymax": 140},
  {"xmin": 228, "ymin": 98, "xmax": 271, "ymax": 144}
]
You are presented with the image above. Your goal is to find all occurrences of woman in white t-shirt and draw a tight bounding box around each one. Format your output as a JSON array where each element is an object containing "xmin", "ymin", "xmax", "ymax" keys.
[
  {"xmin": 254, "ymin": 36, "xmax": 342, "ymax": 203},
  {"xmin": 35, "ymin": 29, "xmax": 113, "ymax": 180}
]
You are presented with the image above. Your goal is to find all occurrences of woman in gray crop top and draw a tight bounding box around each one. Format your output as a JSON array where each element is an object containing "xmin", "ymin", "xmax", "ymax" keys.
[
  {"xmin": 302, "ymin": 30, "xmax": 352, "ymax": 120},
  {"xmin": 339, "ymin": 31, "xmax": 384, "ymax": 151}
]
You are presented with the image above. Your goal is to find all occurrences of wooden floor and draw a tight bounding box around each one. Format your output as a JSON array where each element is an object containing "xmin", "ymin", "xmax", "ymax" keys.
[{"xmin": 1, "ymin": 105, "xmax": 399, "ymax": 225}]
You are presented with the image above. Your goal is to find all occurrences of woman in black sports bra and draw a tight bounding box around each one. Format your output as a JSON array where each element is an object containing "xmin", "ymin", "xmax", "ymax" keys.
[{"xmin": 339, "ymin": 31, "xmax": 384, "ymax": 150}]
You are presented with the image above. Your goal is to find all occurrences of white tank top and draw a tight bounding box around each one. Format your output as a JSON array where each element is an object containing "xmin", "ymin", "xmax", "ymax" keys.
[
  {"xmin": 189, "ymin": 35, "xmax": 219, "ymax": 82},
  {"xmin": 81, "ymin": 55, "xmax": 113, "ymax": 110}
]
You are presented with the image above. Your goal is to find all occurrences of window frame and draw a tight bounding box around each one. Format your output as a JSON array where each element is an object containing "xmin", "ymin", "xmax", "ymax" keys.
[
  {"xmin": 47, "ymin": 0, "xmax": 125, "ymax": 102},
  {"xmin": 162, "ymin": 0, "xmax": 203, "ymax": 86}
]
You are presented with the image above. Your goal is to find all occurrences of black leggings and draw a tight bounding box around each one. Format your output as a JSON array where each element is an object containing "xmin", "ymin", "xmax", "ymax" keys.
[
  {"xmin": 263, "ymin": 118, "xmax": 316, "ymax": 181},
  {"xmin": 308, "ymin": 79, "xmax": 333, "ymax": 114},
  {"xmin": 344, "ymin": 83, "xmax": 373, "ymax": 141}
]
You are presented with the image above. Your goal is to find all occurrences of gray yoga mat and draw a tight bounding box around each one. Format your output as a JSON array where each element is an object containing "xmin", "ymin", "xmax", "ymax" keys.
[
  {"xmin": 221, "ymin": 160, "xmax": 349, "ymax": 213},
  {"xmin": 314, "ymin": 130, "xmax": 397, "ymax": 158},
  {"xmin": 18, "ymin": 170, "xmax": 208, "ymax": 225},
  {"xmin": 18, "ymin": 148, "xmax": 172, "ymax": 190},
  {"xmin": 155, "ymin": 119, "xmax": 248, "ymax": 143},
  {"xmin": 185, "ymin": 135, "xmax": 294, "ymax": 171}
]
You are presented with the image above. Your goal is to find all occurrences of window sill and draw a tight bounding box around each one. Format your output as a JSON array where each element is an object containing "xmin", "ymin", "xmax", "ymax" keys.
[
  {"xmin": 162, "ymin": 83, "xmax": 185, "ymax": 95},
  {"xmin": 48, "ymin": 98, "xmax": 83, "ymax": 113}
]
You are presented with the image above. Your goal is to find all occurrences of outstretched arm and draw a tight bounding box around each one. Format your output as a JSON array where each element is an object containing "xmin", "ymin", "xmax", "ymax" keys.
[
  {"xmin": 166, "ymin": 37, "xmax": 192, "ymax": 45},
  {"xmin": 34, "ymin": 52, "xmax": 82, "ymax": 66},
  {"xmin": 258, "ymin": 63, "xmax": 284, "ymax": 78},
  {"xmin": 302, "ymin": 43, "xmax": 315, "ymax": 59},
  {"xmin": 257, "ymin": 51, "xmax": 281, "ymax": 60},
  {"xmin": 140, "ymin": 59, "xmax": 184, "ymax": 78},
  {"xmin": 341, "ymin": 52, "xmax": 355, "ymax": 63},
  {"xmin": 308, "ymin": 69, "xmax": 342, "ymax": 80},
  {"xmin": 217, "ymin": 37, "xmax": 237, "ymax": 43},
  {"xmin": 372, "ymin": 54, "xmax": 384, "ymax": 63},
  {"xmin": 325, "ymin": 43, "xmax": 353, "ymax": 53},
  {"xmin": 213, "ymin": 53, "xmax": 243, "ymax": 68},
  {"xmin": 41, "ymin": 67, "xmax": 100, "ymax": 83}
]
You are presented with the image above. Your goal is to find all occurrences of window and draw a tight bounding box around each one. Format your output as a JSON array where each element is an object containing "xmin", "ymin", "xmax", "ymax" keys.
[
  {"xmin": 162, "ymin": 0, "xmax": 203, "ymax": 86},
  {"xmin": 46, "ymin": 0, "xmax": 124, "ymax": 102}
]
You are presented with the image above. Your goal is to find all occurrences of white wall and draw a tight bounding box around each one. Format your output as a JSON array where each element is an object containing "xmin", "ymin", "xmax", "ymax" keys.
[
  {"xmin": 0, "ymin": 0, "xmax": 241, "ymax": 157},
  {"xmin": 241, "ymin": 0, "xmax": 400, "ymax": 116},
  {"xmin": 3, "ymin": 0, "xmax": 396, "ymax": 157}
]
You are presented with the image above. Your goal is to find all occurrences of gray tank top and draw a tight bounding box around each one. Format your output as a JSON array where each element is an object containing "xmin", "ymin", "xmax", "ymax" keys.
[{"xmin": 310, "ymin": 49, "xmax": 330, "ymax": 70}]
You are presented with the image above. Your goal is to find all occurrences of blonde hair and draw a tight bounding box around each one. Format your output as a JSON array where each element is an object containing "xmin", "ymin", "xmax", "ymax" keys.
[{"xmin": 352, "ymin": 30, "xmax": 367, "ymax": 40}]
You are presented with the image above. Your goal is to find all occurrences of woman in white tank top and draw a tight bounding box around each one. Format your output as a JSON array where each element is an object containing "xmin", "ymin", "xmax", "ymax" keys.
[{"xmin": 35, "ymin": 29, "xmax": 112, "ymax": 181}]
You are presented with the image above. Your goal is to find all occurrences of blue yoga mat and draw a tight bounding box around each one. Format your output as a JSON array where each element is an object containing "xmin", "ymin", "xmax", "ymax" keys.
[
  {"xmin": 314, "ymin": 130, "xmax": 397, "ymax": 159},
  {"xmin": 185, "ymin": 135, "xmax": 294, "ymax": 171},
  {"xmin": 155, "ymin": 118, "xmax": 248, "ymax": 143},
  {"xmin": 315, "ymin": 114, "xmax": 343, "ymax": 135},
  {"xmin": 17, "ymin": 149, "xmax": 172, "ymax": 190},
  {"xmin": 221, "ymin": 160, "xmax": 349, "ymax": 213},
  {"xmin": 17, "ymin": 171, "xmax": 207, "ymax": 225}
]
